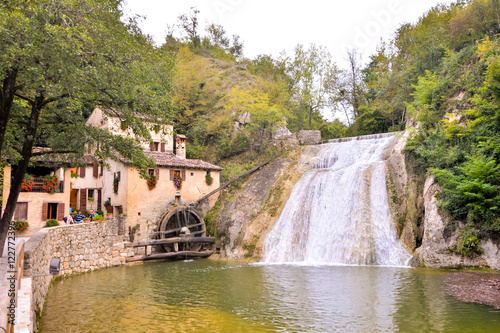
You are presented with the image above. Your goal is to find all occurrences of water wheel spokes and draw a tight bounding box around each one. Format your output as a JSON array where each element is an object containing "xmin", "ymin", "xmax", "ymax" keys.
[{"xmin": 159, "ymin": 207, "xmax": 206, "ymax": 252}]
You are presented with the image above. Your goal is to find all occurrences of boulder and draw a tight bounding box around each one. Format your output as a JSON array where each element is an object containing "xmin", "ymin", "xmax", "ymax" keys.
[{"xmin": 295, "ymin": 130, "xmax": 321, "ymax": 145}]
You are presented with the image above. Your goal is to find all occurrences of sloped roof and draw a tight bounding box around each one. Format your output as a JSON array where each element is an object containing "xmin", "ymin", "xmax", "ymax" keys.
[{"xmin": 144, "ymin": 151, "xmax": 223, "ymax": 171}]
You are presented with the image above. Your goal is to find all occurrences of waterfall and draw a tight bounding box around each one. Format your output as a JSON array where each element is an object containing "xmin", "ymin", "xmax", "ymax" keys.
[{"xmin": 262, "ymin": 134, "xmax": 412, "ymax": 266}]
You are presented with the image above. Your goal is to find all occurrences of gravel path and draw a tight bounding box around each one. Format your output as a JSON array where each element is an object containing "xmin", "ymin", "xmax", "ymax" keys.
[{"xmin": 444, "ymin": 272, "xmax": 500, "ymax": 309}]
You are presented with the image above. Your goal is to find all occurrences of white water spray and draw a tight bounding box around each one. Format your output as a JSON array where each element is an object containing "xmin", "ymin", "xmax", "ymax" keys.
[{"xmin": 263, "ymin": 133, "xmax": 412, "ymax": 266}]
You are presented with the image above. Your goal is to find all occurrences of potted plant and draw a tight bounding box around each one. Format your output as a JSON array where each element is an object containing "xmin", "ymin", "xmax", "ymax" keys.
[
  {"xmin": 44, "ymin": 219, "xmax": 59, "ymax": 227},
  {"xmin": 104, "ymin": 199, "xmax": 112, "ymax": 213}
]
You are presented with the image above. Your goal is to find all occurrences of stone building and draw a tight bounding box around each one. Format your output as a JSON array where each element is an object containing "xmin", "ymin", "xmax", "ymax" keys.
[{"xmin": 3, "ymin": 107, "xmax": 222, "ymax": 240}]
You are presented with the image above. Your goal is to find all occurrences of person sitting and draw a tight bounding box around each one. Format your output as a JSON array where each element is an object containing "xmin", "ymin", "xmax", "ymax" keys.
[
  {"xmin": 64, "ymin": 212, "xmax": 74, "ymax": 225},
  {"xmin": 73, "ymin": 211, "xmax": 85, "ymax": 223}
]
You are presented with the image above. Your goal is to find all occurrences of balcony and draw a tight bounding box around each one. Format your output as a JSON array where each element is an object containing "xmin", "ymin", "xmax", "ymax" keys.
[{"xmin": 19, "ymin": 176, "xmax": 64, "ymax": 193}]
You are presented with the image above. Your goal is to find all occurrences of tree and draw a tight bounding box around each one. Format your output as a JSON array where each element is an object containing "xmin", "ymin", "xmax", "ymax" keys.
[
  {"xmin": 0, "ymin": 0, "xmax": 174, "ymax": 251},
  {"xmin": 177, "ymin": 7, "xmax": 201, "ymax": 49},
  {"xmin": 287, "ymin": 44, "xmax": 341, "ymax": 130}
]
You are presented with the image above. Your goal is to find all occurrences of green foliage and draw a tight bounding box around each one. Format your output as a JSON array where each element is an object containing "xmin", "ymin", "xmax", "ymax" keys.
[
  {"xmin": 13, "ymin": 220, "xmax": 28, "ymax": 232},
  {"xmin": 204, "ymin": 201, "xmax": 222, "ymax": 238},
  {"xmin": 434, "ymin": 155, "xmax": 500, "ymax": 229},
  {"xmin": 453, "ymin": 227, "xmax": 484, "ymax": 256},
  {"xmin": 44, "ymin": 219, "xmax": 59, "ymax": 228},
  {"xmin": 129, "ymin": 224, "xmax": 140, "ymax": 243},
  {"xmin": 405, "ymin": 30, "xmax": 500, "ymax": 236},
  {"xmin": 81, "ymin": 210, "xmax": 90, "ymax": 217}
]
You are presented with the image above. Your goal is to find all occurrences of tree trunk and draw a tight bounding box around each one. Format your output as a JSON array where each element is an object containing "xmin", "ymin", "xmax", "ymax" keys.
[
  {"xmin": 0, "ymin": 68, "xmax": 18, "ymax": 164},
  {"xmin": 309, "ymin": 106, "xmax": 313, "ymax": 130},
  {"xmin": 0, "ymin": 93, "xmax": 43, "ymax": 252}
]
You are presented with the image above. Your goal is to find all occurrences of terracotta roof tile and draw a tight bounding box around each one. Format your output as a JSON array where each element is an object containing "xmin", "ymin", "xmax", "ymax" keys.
[{"xmin": 144, "ymin": 151, "xmax": 223, "ymax": 171}]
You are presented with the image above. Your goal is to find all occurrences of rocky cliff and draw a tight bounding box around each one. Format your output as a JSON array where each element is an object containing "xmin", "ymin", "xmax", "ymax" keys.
[
  {"xmin": 214, "ymin": 132, "xmax": 500, "ymax": 269},
  {"xmin": 385, "ymin": 133, "xmax": 500, "ymax": 270}
]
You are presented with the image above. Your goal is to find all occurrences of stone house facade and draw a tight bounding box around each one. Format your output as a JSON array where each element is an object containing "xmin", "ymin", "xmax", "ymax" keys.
[{"xmin": 4, "ymin": 107, "xmax": 222, "ymax": 240}]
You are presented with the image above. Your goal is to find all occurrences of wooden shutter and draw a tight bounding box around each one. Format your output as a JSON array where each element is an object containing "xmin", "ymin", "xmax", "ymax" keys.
[
  {"xmin": 155, "ymin": 169, "xmax": 160, "ymax": 180},
  {"xmin": 100, "ymin": 165, "xmax": 103, "ymax": 176},
  {"xmin": 80, "ymin": 189, "xmax": 87, "ymax": 210},
  {"xmin": 42, "ymin": 202, "xmax": 48, "ymax": 221},
  {"xmin": 170, "ymin": 169, "xmax": 174, "ymax": 180},
  {"xmin": 117, "ymin": 205, "xmax": 123, "ymax": 214},
  {"xmin": 97, "ymin": 189, "xmax": 102, "ymax": 211},
  {"xmin": 80, "ymin": 167, "xmax": 86, "ymax": 177},
  {"xmin": 161, "ymin": 143, "xmax": 165, "ymax": 152},
  {"xmin": 57, "ymin": 203, "xmax": 65, "ymax": 220},
  {"xmin": 150, "ymin": 143, "xmax": 154, "ymax": 151},
  {"xmin": 181, "ymin": 170, "xmax": 186, "ymax": 181},
  {"xmin": 117, "ymin": 171, "xmax": 121, "ymax": 181},
  {"xmin": 93, "ymin": 163, "xmax": 98, "ymax": 177},
  {"xmin": 14, "ymin": 202, "xmax": 28, "ymax": 221}
]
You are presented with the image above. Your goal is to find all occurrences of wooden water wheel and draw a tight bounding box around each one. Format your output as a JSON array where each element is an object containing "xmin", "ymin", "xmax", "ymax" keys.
[{"xmin": 158, "ymin": 206, "xmax": 206, "ymax": 252}]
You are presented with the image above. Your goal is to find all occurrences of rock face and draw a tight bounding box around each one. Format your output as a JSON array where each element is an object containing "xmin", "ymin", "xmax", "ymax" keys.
[
  {"xmin": 215, "ymin": 155, "xmax": 301, "ymax": 259},
  {"xmin": 272, "ymin": 126, "xmax": 292, "ymax": 140},
  {"xmin": 411, "ymin": 176, "xmax": 500, "ymax": 269}
]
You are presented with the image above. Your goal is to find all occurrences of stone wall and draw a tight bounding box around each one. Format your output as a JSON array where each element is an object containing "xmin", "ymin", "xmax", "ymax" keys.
[{"xmin": 23, "ymin": 220, "xmax": 134, "ymax": 331}]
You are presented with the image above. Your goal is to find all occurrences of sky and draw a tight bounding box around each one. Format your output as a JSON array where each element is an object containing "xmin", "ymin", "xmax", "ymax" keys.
[{"xmin": 123, "ymin": 0, "xmax": 453, "ymax": 67}]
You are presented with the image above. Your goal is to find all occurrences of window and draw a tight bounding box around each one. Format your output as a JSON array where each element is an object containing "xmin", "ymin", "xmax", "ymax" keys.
[
  {"xmin": 14, "ymin": 202, "xmax": 28, "ymax": 221},
  {"xmin": 148, "ymin": 169, "xmax": 155, "ymax": 176},
  {"xmin": 150, "ymin": 142, "xmax": 160, "ymax": 151},
  {"xmin": 47, "ymin": 203, "xmax": 58, "ymax": 220},
  {"xmin": 88, "ymin": 189, "xmax": 94, "ymax": 200},
  {"xmin": 173, "ymin": 170, "xmax": 181, "ymax": 178}
]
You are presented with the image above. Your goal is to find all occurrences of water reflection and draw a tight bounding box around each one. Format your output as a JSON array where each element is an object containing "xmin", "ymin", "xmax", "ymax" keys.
[{"xmin": 40, "ymin": 261, "xmax": 500, "ymax": 332}]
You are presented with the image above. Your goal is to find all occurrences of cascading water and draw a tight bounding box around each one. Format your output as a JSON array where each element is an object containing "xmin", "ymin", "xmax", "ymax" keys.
[{"xmin": 262, "ymin": 133, "xmax": 412, "ymax": 266}]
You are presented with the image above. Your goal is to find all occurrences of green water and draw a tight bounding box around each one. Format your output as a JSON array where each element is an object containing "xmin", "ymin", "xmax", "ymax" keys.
[{"xmin": 39, "ymin": 260, "xmax": 500, "ymax": 332}]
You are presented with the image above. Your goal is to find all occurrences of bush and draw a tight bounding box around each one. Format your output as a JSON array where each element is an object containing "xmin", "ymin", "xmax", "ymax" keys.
[
  {"xmin": 454, "ymin": 227, "xmax": 483, "ymax": 256},
  {"xmin": 96, "ymin": 209, "xmax": 104, "ymax": 216},
  {"xmin": 45, "ymin": 219, "xmax": 59, "ymax": 227},
  {"xmin": 13, "ymin": 220, "xmax": 29, "ymax": 232},
  {"xmin": 81, "ymin": 210, "xmax": 89, "ymax": 217}
]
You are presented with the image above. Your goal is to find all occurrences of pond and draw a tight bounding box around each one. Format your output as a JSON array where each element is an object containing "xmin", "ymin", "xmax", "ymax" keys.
[{"xmin": 39, "ymin": 260, "xmax": 500, "ymax": 332}]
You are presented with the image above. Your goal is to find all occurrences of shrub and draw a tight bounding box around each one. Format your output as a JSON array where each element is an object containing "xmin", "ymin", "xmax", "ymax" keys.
[
  {"xmin": 13, "ymin": 220, "xmax": 29, "ymax": 232},
  {"xmin": 454, "ymin": 227, "xmax": 483, "ymax": 256},
  {"xmin": 81, "ymin": 210, "xmax": 89, "ymax": 217},
  {"xmin": 45, "ymin": 219, "xmax": 60, "ymax": 227}
]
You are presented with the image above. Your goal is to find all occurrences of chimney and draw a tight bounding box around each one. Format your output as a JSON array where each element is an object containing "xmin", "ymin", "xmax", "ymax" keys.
[{"xmin": 175, "ymin": 134, "xmax": 187, "ymax": 159}]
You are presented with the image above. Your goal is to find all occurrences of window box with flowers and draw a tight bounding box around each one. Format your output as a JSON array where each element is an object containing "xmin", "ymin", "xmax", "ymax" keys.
[
  {"xmin": 146, "ymin": 174, "xmax": 157, "ymax": 190},
  {"xmin": 42, "ymin": 175, "xmax": 60, "ymax": 194},
  {"xmin": 205, "ymin": 173, "xmax": 213, "ymax": 186},
  {"xmin": 21, "ymin": 174, "xmax": 34, "ymax": 192},
  {"xmin": 173, "ymin": 176, "xmax": 182, "ymax": 190},
  {"xmin": 113, "ymin": 177, "xmax": 119, "ymax": 193},
  {"xmin": 14, "ymin": 220, "xmax": 29, "ymax": 232}
]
